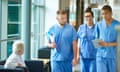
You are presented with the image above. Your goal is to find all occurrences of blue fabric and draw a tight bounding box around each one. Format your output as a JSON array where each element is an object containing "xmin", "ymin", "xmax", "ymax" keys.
[
  {"xmin": 51, "ymin": 60, "xmax": 72, "ymax": 72},
  {"xmin": 77, "ymin": 24, "xmax": 96, "ymax": 58},
  {"xmin": 80, "ymin": 58, "xmax": 96, "ymax": 72},
  {"xmin": 96, "ymin": 57, "xmax": 116, "ymax": 72},
  {"xmin": 95, "ymin": 19, "xmax": 120, "ymax": 59},
  {"xmin": 47, "ymin": 24, "xmax": 77, "ymax": 61}
]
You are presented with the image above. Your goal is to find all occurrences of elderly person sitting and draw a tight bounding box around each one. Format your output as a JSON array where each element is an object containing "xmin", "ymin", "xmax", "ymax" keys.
[{"xmin": 4, "ymin": 40, "xmax": 26, "ymax": 69}]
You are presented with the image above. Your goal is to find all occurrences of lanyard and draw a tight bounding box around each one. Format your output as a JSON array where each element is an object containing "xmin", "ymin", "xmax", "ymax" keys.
[{"xmin": 85, "ymin": 24, "xmax": 88, "ymax": 40}]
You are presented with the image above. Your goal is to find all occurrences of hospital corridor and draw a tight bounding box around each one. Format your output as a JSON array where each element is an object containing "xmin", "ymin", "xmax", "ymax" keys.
[{"xmin": 0, "ymin": 0, "xmax": 120, "ymax": 72}]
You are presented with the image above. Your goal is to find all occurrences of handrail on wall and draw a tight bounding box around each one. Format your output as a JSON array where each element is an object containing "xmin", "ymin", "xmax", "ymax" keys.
[{"xmin": 0, "ymin": 37, "xmax": 20, "ymax": 42}]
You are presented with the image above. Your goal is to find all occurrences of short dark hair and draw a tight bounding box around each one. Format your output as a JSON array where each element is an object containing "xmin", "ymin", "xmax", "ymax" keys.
[
  {"xmin": 57, "ymin": 9, "xmax": 67, "ymax": 15},
  {"xmin": 85, "ymin": 7, "xmax": 94, "ymax": 17},
  {"xmin": 102, "ymin": 5, "xmax": 112, "ymax": 12}
]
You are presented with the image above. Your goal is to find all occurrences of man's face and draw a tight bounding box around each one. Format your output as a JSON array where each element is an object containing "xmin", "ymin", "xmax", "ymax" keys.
[
  {"xmin": 85, "ymin": 12, "xmax": 93, "ymax": 23},
  {"xmin": 57, "ymin": 14, "xmax": 67, "ymax": 25},
  {"xmin": 101, "ymin": 10, "xmax": 112, "ymax": 20}
]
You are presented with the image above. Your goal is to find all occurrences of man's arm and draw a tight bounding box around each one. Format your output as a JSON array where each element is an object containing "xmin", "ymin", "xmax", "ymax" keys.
[
  {"xmin": 73, "ymin": 40, "xmax": 77, "ymax": 59},
  {"xmin": 72, "ymin": 40, "xmax": 78, "ymax": 66},
  {"xmin": 99, "ymin": 41, "xmax": 118, "ymax": 47},
  {"xmin": 108, "ymin": 42, "xmax": 118, "ymax": 46}
]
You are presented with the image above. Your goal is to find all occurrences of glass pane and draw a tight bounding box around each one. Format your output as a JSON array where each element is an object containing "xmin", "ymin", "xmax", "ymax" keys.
[
  {"xmin": 69, "ymin": 0, "xmax": 77, "ymax": 26},
  {"xmin": 7, "ymin": 0, "xmax": 22, "ymax": 57},
  {"xmin": 7, "ymin": 23, "xmax": 20, "ymax": 56},
  {"xmin": 7, "ymin": 41, "xmax": 13, "ymax": 57},
  {"xmin": 8, "ymin": 24, "xmax": 20, "ymax": 35},
  {"xmin": 31, "ymin": 0, "xmax": 45, "ymax": 58},
  {"xmin": 8, "ymin": 0, "xmax": 21, "ymax": 4},
  {"xmin": 32, "ymin": 0, "xmax": 45, "ymax": 5},
  {"xmin": 8, "ymin": 6, "xmax": 21, "ymax": 21}
]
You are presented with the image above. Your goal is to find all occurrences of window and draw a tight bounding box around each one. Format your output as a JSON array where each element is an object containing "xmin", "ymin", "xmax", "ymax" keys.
[
  {"xmin": 0, "ymin": 0, "xmax": 45, "ymax": 58},
  {"xmin": 7, "ymin": 0, "xmax": 21, "ymax": 56},
  {"xmin": 31, "ymin": 0, "xmax": 45, "ymax": 58},
  {"xmin": 69, "ymin": 0, "xmax": 77, "ymax": 26}
]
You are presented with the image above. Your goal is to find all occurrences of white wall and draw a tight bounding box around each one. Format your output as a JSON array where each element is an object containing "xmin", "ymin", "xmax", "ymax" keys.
[
  {"xmin": 44, "ymin": 0, "xmax": 59, "ymax": 45},
  {"xmin": 112, "ymin": 7, "xmax": 120, "ymax": 21},
  {"xmin": 45, "ymin": 0, "xmax": 59, "ymax": 32}
]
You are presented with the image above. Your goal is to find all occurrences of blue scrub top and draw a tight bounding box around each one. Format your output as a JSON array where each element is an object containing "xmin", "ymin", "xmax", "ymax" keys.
[
  {"xmin": 77, "ymin": 24, "xmax": 96, "ymax": 58},
  {"xmin": 47, "ymin": 24, "xmax": 77, "ymax": 61},
  {"xmin": 95, "ymin": 19, "xmax": 120, "ymax": 59}
]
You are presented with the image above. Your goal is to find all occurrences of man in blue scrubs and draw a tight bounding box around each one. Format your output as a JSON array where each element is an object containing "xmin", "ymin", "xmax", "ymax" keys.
[
  {"xmin": 77, "ymin": 7, "xmax": 96, "ymax": 72},
  {"xmin": 47, "ymin": 10, "xmax": 78, "ymax": 72},
  {"xmin": 95, "ymin": 5, "xmax": 120, "ymax": 72}
]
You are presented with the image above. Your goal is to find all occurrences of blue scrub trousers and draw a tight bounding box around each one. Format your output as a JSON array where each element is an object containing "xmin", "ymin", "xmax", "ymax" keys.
[
  {"xmin": 51, "ymin": 60, "xmax": 72, "ymax": 72},
  {"xmin": 80, "ymin": 58, "xmax": 96, "ymax": 72},
  {"xmin": 96, "ymin": 57, "xmax": 116, "ymax": 72}
]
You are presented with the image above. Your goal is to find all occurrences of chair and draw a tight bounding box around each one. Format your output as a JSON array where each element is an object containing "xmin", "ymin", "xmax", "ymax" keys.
[
  {"xmin": 0, "ymin": 65, "xmax": 24, "ymax": 72},
  {"xmin": 38, "ymin": 46, "xmax": 51, "ymax": 59},
  {"xmin": 25, "ymin": 60, "xmax": 43, "ymax": 72}
]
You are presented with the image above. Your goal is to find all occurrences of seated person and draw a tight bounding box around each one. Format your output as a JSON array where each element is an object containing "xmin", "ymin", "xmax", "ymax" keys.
[{"xmin": 4, "ymin": 40, "xmax": 26, "ymax": 69}]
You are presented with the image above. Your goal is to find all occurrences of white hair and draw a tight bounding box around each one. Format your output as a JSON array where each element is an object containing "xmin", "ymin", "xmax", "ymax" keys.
[{"xmin": 12, "ymin": 40, "xmax": 24, "ymax": 54}]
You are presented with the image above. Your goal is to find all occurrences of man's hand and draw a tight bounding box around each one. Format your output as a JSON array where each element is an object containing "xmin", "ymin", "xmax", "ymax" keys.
[
  {"xmin": 99, "ymin": 41, "xmax": 108, "ymax": 47},
  {"xmin": 18, "ymin": 63, "xmax": 22, "ymax": 67},
  {"xmin": 48, "ymin": 42, "xmax": 56, "ymax": 48},
  {"xmin": 77, "ymin": 56, "xmax": 80, "ymax": 64},
  {"xmin": 72, "ymin": 58, "xmax": 78, "ymax": 66}
]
